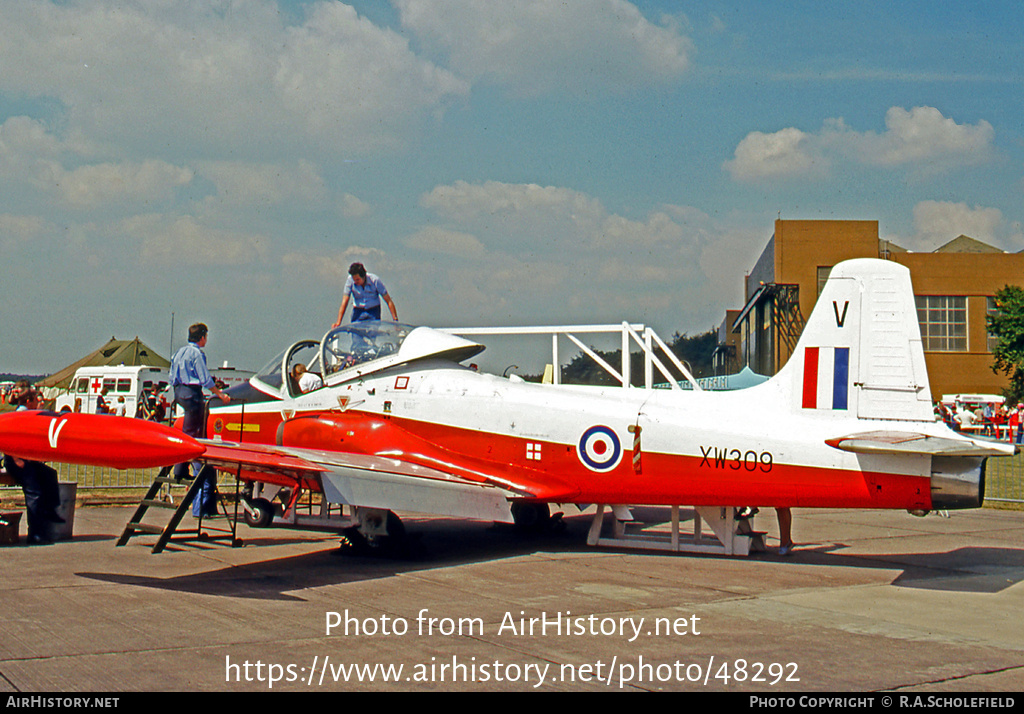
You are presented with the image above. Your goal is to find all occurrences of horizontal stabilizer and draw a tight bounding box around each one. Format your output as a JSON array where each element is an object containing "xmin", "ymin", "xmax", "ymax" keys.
[{"xmin": 826, "ymin": 430, "xmax": 1017, "ymax": 457}]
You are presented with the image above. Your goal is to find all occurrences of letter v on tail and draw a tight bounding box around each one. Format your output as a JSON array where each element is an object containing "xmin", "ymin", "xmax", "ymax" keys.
[{"xmin": 833, "ymin": 300, "xmax": 849, "ymax": 327}]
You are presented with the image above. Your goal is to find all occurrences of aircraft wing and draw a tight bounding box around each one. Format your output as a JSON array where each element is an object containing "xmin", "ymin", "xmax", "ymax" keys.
[
  {"xmin": 0, "ymin": 411, "xmax": 563, "ymax": 525},
  {"xmin": 825, "ymin": 430, "xmax": 1018, "ymax": 457},
  {"xmin": 199, "ymin": 440, "xmax": 569, "ymax": 524}
]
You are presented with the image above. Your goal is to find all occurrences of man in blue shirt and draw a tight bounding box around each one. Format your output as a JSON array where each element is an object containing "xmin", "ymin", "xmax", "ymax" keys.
[
  {"xmin": 170, "ymin": 323, "xmax": 230, "ymax": 515},
  {"xmin": 333, "ymin": 262, "xmax": 398, "ymax": 327}
]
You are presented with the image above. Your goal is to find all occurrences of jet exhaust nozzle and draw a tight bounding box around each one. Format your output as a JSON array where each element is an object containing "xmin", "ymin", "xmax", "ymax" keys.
[{"xmin": 930, "ymin": 455, "xmax": 986, "ymax": 510}]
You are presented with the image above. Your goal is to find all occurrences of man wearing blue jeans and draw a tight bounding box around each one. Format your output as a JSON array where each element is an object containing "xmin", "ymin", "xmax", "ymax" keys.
[
  {"xmin": 333, "ymin": 262, "xmax": 398, "ymax": 327},
  {"xmin": 170, "ymin": 323, "xmax": 231, "ymax": 516}
]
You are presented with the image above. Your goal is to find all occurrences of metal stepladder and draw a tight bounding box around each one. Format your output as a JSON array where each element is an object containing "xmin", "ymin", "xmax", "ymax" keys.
[{"xmin": 117, "ymin": 464, "xmax": 243, "ymax": 554}]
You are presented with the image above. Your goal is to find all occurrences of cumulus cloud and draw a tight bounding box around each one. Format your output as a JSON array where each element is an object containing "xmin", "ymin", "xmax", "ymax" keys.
[
  {"xmin": 0, "ymin": 116, "xmax": 193, "ymax": 210},
  {"xmin": 419, "ymin": 180, "xmax": 693, "ymax": 255},
  {"xmin": 284, "ymin": 179, "xmax": 741, "ymax": 328},
  {"xmin": 0, "ymin": 214, "xmax": 47, "ymax": 236},
  {"xmin": 394, "ymin": 0, "xmax": 693, "ymax": 96},
  {"xmin": 0, "ymin": 214, "xmax": 50, "ymax": 250},
  {"xmin": 906, "ymin": 200, "xmax": 1009, "ymax": 250},
  {"xmin": 198, "ymin": 160, "xmax": 328, "ymax": 208},
  {"xmin": 723, "ymin": 127, "xmax": 825, "ymax": 181},
  {"xmin": 124, "ymin": 214, "xmax": 269, "ymax": 267},
  {"xmin": 340, "ymin": 194, "xmax": 372, "ymax": 219},
  {"xmin": 0, "ymin": 116, "xmax": 64, "ymax": 159},
  {"xmin": 283, "ymin": 245, "xmax": 391, "ymax": 284},
  {"xmin": 835, "ymin": 107, "xmax": 994, "ymax": 168},
  {"xmin": 405, "ymin": 226, "xmax": 485, "ymax": 256},
  {"xmin": 273, "ymin": 2, "xmax": 468, "ymax": 144},
  {"xmin": 725, "ymin": 106, "xmax": 994, "ymax": 181},
  {"xmin": 0, "ymin": 0, "xmax": 468, "ymax": 160},
  {"xmin": 52, "ymin": 161, "xmax": 194, "ymax": 208},
  {"xmin": 421, "ymin": 180, "xmax": 603, "ymax": 223},
  {"xmin": 406, "ymin": 180, "xmax": 754, "ymax": 327}
]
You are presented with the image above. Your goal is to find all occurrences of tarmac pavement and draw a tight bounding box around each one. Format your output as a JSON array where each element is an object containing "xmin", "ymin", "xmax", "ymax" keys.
[{"xmin": 1, "ymin": 503, "xmax": 1023, "ymax": 693}]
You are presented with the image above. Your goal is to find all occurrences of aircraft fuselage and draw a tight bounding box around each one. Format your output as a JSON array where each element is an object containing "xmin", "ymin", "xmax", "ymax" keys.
[{"xmin": 206, "ymin": 357, "xmax": 935, "ymax": 512}]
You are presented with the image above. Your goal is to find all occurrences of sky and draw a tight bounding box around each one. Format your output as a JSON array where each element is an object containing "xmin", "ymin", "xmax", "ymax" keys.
[{"xmin": 1, "ymin": 0, "xmax": 1022, "ymax": 375}]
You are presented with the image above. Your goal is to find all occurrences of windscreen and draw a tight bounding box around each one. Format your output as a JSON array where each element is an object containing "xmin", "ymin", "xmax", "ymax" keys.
[
  {"xmin": 321, "ymin": 322, "xmax": 412, "ymax": 376},
  {"xmin": 253, "ymin": 348, "xmax": 288, "ymax": 391}
]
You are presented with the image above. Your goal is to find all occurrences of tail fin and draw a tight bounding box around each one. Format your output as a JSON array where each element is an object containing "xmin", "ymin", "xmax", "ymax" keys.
[{"xmin": 774, "ymin": 258, "xmax": 933, "ymax": 421}]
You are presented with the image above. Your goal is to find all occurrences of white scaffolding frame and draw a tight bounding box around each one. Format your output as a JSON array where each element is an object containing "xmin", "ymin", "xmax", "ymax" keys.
[{"xmin": 443, "ymin": 322, "xmax": 702, "ymax": 391}]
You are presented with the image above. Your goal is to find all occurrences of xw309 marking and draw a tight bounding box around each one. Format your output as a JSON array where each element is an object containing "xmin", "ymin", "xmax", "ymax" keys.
[{"xmin": 699, "ymin": 446, "xmax": 773, "ymax": 472}]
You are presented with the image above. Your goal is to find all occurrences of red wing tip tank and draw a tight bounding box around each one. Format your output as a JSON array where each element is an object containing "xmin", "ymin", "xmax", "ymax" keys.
[{"xmin": 0, "ymin": 410, "xmax": 206, "ymax": 470}]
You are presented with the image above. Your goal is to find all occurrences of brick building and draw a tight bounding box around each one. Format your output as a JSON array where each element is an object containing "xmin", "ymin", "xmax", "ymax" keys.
[{"xmin": 726, "ymin": 219, "xmax": 1024, "ymax": 399}]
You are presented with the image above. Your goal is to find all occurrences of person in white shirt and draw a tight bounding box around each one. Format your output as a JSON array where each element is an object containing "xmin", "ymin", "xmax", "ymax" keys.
[{"xmin": 293, "ymin": 364, "xmax": 323, "ymax": 393}]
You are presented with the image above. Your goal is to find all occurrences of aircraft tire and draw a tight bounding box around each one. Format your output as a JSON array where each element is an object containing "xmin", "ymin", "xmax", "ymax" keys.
[
  {"xmin": 338, "ymin": 512, "xmax": 410, "ymax": 557},
  {"xmin": 337, "ymin": 526, "xmax": 370, "ymax": 554},
  {"xmin": 511, "ymin": 502, "xmax": 550, "ymax": 532},
  {"xmin": 243, "ymin": 498, "xmax": 275, "ymax": 528},
  {"xmin": 366, "ymin": 511, "xmax": 406, "ymax": 548}
]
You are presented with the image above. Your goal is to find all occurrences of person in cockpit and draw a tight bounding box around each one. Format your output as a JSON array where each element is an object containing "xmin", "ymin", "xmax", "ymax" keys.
[{"xmin": 292, "ymin": 364, "xmax": 323, "ymax": 393}]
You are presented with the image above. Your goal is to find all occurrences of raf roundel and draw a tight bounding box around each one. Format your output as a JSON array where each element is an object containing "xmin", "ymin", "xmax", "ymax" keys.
[{"xmin": 577, "ymin": 425, "xmax": 622, "ymax": 473}]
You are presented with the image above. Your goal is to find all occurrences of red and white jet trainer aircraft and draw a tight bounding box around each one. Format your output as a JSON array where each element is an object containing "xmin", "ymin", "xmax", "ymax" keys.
[{"xmin": 0, "ymin": 258, "xmax": 1015, "ymax": 554}]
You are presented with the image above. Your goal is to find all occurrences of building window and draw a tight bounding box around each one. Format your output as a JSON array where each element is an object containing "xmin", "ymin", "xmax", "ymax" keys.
[
  {"xmin": 816, "ymin": 266, "xmax": 832, "ymax": 298},
  {"xmin": 987, "ymin": 296, "xmax": 1000, "ymax": 353},
  {"xmin": 915, "ymin": 296, "xmax": 967, "ymax": 352}
]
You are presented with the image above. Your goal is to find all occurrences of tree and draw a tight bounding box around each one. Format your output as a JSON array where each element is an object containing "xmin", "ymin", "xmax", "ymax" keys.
[{"xmin": 987, "ymin": 285, "xmax": 1024, "ymax": 405}]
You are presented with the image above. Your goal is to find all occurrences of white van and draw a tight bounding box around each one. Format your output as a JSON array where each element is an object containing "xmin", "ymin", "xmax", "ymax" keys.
[
  {"xmin": 940, "ymin": 393, "xmax": 1004, "ymax": 411},
  {"xmin": 54, "ymin": 366, "xmax": 169, "ymax": 416}
]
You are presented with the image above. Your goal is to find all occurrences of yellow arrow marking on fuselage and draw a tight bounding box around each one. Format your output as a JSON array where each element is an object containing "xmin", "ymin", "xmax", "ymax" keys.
[{"xmin": 225, "ymin": 423, "xmax": 261, "ymax": 433}]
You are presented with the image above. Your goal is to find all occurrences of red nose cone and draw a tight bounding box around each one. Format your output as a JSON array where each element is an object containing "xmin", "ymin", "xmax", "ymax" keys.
[{"xmin": 0, "ymin": 411, "xmax": 205, "ymax": 469}]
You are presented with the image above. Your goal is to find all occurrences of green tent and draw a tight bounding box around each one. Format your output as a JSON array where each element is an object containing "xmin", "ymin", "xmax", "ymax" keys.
[{"xmin": 36, "ymin": 337, "xmax": 169, "ymax": 392}]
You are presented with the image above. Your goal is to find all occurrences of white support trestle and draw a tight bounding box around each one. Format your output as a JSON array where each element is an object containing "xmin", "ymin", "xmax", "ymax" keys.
[{"xmin": 586, "ymin": 504, "xmax": 766, "ymax": 556}]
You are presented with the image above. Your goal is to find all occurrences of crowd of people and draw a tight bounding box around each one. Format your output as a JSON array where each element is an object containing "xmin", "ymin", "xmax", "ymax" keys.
[
  {"xmin": 936, "ymin": 400, "xmax": 1024, "ymax": 443},
  {"xmin": 89, "ymin": 385, "xmax": 171, "ymax": 420},
  {"xmin": 133, "ymin": 385, "xmax": 170, "ymax": 421}
]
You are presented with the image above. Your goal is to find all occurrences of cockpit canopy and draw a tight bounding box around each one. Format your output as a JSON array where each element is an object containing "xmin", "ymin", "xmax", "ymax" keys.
[
  {"xmin": 322, "ymin": 321, "xmax": 408, "ymax": 375},
  {"xmin": 251, "ymin": 322, "xmax": 485, "ymax": 398}
]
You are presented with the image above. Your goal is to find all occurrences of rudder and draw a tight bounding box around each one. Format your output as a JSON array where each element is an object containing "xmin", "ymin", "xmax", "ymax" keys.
[{"xmin": 774, "ymin": 258, "xmax": 933, "ymax": 422}]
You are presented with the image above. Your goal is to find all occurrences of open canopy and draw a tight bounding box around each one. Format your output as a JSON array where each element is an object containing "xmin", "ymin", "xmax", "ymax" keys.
[{"xmin": 251, "ymin": 322, "xmax": 485, "ymax": 398}]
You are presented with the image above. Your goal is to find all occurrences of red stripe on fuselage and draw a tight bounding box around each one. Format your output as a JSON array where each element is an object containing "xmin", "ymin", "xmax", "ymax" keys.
[
  {"xmin": 398, "ymin": 416, "xmax": 930, "ymax": 509},
  {"xmin": 206, "ymin": 407, "xmax": 932, "ymax": 510}
]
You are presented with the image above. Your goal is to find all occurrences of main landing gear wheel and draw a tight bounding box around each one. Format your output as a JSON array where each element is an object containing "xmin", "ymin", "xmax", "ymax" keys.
[
  {"xmin": 243, "ymin": 498, "xmax": 275, "ymax": 528},
  {"xmin": 511, "ymin": 502, "xmax": 551, "ymax": 532},
  {"xmin": 336, "ymin": 510, "xmax": 414, "ymax": 558}
]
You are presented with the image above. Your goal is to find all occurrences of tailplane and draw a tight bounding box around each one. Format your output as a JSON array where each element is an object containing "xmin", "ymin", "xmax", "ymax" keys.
[{"xmin": 773, "ymin": 258, "xmax": 934, "ymax": 422}]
